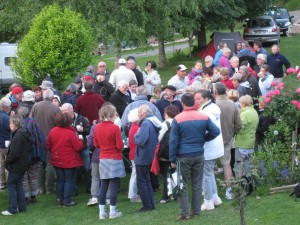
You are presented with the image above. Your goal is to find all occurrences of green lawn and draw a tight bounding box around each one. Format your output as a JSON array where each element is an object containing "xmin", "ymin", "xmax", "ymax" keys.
[{"xmin": 1, "ymin": 175, "xmax": 300, "ymax": 225}]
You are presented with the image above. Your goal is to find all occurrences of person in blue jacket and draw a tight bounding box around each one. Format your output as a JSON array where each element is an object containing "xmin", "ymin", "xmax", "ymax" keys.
[{"xmin": 169, "ymin": 93, "xmax": 220, "ymax": 220}]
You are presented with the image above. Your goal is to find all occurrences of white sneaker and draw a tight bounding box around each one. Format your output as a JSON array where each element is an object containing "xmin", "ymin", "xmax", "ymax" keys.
[
  {"xmin": 225, "ymin": 188, "xmax": 233, "ymax": 200},
  {"xmin": 212, "ymin": 194, "xmax": 222, "ymax": 206},
  {"xmin": 87, "ymin": 197, "xmax": 98, "ymax": 206},
  {"xmin": 109, "ymin": 211, "xmax": 122, "ymax": 219},
  {"xmin": 201, "ymin": 199, "xmax": 215, "ymax": 211},
  {"xmin": 99, "ymin": 212, "xmax": 108, "ymax": 220},
  {"xmin": 2, "ymin": 210, "xmax": 14, "ymax": 216}
]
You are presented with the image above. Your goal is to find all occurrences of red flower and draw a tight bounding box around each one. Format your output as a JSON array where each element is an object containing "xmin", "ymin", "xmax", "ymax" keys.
[
  {"xmin": 271, "ymin": 81, "xmax": 277, "ymax": 87},
  {"xmin": 265, "ymin": 97, "xmax": 272, "ymax": 103},
  {"xmin": 273, "ymin": 89, "xmax": 280, "ymax": 96},
  {"xmin": 277, "ymin": 83, "xmax": 284, "ymax": 90},
  {"xmin": 291, "ymin": 100, "xmax": 298, "ymax": 105},
  {"xmin": 266, "ymin": 92, "xmax": 273, "ymax": 97}
]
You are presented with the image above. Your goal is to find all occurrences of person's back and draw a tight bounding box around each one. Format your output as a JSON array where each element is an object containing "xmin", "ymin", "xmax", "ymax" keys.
[{"xmin": 30, "ymin": 91, "xmax": 60, "ymax": 137}]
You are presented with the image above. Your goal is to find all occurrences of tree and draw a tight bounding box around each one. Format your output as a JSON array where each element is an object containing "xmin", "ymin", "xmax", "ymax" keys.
[{"xmin": 12, "ymin": 4, "xmax": 96, "ymax": 86}]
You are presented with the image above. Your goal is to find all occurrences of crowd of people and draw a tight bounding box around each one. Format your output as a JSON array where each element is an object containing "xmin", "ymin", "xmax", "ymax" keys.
[{"xmin": 0, "ymin": 41, "xmax": 292, "ymax": 220}]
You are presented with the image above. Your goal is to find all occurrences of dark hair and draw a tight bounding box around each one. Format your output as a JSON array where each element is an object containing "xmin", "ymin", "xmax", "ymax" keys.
[
  {"xmin": 219, "ymin": 42, "xmax": 227, "ymax": 49},
  {"xmin": 214, "ymin": 82, "xmax": 226, "ymax": 95},
  {"xmin": 241, "ymin": 60, "xmax": 250, "ymax": 66},
  {"xmin": 146, "ymin": 60, "xmax": 157, "ymax": 70},
  {"xmin": 84, "ymin": 80, "xmax": 94, "ymax": 91},
  {"xmin": 203, "ymin": 67, "xmax": 213, "ymax": 76},
  {"xmin": 261, "ymin": 64, "xmax": 270, "ymax": 72},
  {"xmin": 66, "ymin": 83, "xmax": 77, "ymax": 94},
  {"xmin": 32, "ymin": 86, "xmax": 42, "ymax": 92},
  {"xmin": 199, "ymin": 89, "xmax": 215, "ymax": 103},
  {"xmin": 164, "ymin": 105, "xmax": 180, "ymax": 119},
  {"xmin": 55, "ymin": 112, "xmax": 72, "ymax": 127},
  {"xmin": 181, "ymin": 93, "xmax": 194, "ymax": 107},
  {"xmin": 254, "ymin": 41, "xmax": 262, "ymax": 48}
]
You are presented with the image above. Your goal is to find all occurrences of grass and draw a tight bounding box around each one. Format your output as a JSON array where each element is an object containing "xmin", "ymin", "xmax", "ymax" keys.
[{"xmin": 1, "ymin": 175, "xmax": 300, "ymax": 225}]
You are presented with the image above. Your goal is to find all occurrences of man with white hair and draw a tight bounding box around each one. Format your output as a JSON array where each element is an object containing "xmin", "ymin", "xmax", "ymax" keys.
[
  {"xmin": 218, "ymin": 47, "xmax": 231, "ymax": 71},
  {"xmin": 109, "ymin": 58, "xmax": 137, "ymax": 89},
  {"xmin": 134, "ymin": 104, "xmax": 161, "ymax": 213},
  {"xmin": 127, "ymin": 58, "xmax": 144, "ymax": 86},
  {"xmin": 0, "ymin": 98, "xmax": 12, "ymax": 190},
  {"xmin": 97, "ymin": 61, "xmax": 111, "ymax": 82},
  {"xmin": 30, "ymin": 89, "xmax": 61, "ymax": 194},
  {"xmin": 121, "ymin": 85, "xmax": 162, "ymax": 133},
  {"xmin": 110, "ymin": 80, "xmax": 130, "ymax": 118}
]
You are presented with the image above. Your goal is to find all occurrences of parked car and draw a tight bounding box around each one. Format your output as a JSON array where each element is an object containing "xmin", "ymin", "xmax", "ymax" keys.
[
  {"xmin": 243, "ymin": 16, "xmax": 280, "ymax": 44},
  {"xmin": 265, "ymin": 7, "xmax": 294, "ymax": 35}
]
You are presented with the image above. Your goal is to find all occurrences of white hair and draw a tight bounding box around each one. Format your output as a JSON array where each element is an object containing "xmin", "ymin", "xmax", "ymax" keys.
[
  {"xmin": 257, "ymin": 54, "xmax": 267, "ymax": 63},
  {"xmin": 0, "ymin": 98, "xmax": 11, "ymax": 110},
  {"xmin": 43, "ymin": 89, "xmax": 54, "ymax": 100},
  {"xmin": 128, "ymin": 108, "xmax": 139, "ymax": 123},
  {"xmin": 61, "ymin": 103, "xmax": 73, "ymax": 111},
  {"xmin": 118, "ymin": 80, "xmax": 129, "ymax": 88}
]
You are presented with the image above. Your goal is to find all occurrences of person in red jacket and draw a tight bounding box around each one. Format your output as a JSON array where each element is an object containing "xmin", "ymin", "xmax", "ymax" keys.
[
  {"xmin": 220, "ymin": 67, "xmax": 234, "ymax": 90},
  {"xmin": 94, "ymin": 104, "xmax": 126, "ymax": 219},
  {"xmin": 47, "ymin": 112, "xmax": 83, "ymax": 207},
  {"xmin": 75, "ymin": 80, "xmax": 105, "ymax": 125}
]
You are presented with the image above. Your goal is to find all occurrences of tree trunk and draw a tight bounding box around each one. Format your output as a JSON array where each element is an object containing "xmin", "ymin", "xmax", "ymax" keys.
[
  {"xmin": 197, "ymin": 24, "xmax": 206, "ymax": 50},
  {"xmin": 188, "ymin": 31, "xmax": 194, "ymax": 58},
  {"xmin": 114, "ymin": 44, "xmax": 122, "ymax": 68},
  {"xmin": 158, "ymin": 37, "xmax": 167, "ymax": 67},
  {"xmin": 240, "ymin": 196, "xmax": 246, "ymax": 225}
]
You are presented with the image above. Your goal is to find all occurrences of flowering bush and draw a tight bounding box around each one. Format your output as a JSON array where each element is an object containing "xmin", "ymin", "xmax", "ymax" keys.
[{"xmin": 253, "ymin": 81, "xmax": 300, "ymax": 184}]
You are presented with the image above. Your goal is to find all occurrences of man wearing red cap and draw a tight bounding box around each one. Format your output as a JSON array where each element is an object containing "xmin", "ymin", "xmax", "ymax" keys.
[{"xmin": 10, "ymin": 87, "xmax": 24, "ymax": 113}]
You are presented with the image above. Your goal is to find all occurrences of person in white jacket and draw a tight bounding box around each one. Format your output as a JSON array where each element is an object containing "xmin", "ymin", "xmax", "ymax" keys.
[
  {"xmin": 258, "ymin": 64, "xmax": 274, "ymax": 96},
  {"xmin": 142, "ymin": 61, "xmax": 161, "ymax": 97},
  {"xmin": 195, "ymin": 90, "xmax": 224, "ymax": 210}
]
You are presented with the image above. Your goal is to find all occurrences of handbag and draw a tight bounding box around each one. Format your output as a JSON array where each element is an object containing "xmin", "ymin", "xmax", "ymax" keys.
[{"xmin": 167, "ymin": 160, "xmax": 183, "ymax": 198}]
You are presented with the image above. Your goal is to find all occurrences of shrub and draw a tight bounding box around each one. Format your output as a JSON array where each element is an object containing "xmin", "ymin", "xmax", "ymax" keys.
[{"xmin": 12, "ymin": 4, "xmax": 96, "ymax": 87}]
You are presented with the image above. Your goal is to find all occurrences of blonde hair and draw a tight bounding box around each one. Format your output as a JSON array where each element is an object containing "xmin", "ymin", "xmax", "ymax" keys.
[
  {"xmin": 227, "ymin": 89, "xmax": 240, "ymax": 102},
  {"xmin": 230, "ymin": 56, "xmax": 239, "ymax": 64},
  {"xmin": 99, "ymin": 105, "xmax": 117, "ymax": 121},
  {"xmin": 239, "ymin": 95, "xmax": 253, "ymax": 106},
  {"xmin": 220, "ymin": 67, "xmax": 229, "ymax": 76}
]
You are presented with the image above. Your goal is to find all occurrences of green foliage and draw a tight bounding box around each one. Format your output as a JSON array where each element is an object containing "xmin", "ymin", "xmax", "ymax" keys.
[
  {"xmin": 253, "ymin": 80, "xmax": 300, "ymax": 185},
  {"xmin": 12, "ymin": 4, "xmax": 96, "ymax": 87}
]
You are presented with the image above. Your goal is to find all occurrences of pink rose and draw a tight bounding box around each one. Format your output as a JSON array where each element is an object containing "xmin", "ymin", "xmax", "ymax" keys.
[
  {"xmin": 291, "ymin": 100, "xmax": 298, "ymax": 105},
  {"xmin": 266, "ymin": 92, "xmax": 273, "ymax": 97},
  {"xmin": 271, "ymin": 81, "xmax": 277, "ymax": 87},
  {"xmin": 277, "ymin": 83, "xmax": 284, "ymax": 90},
  {"xmin": 265, "ymin": 97, "xmax": 272, "ymax": 103},
  {"xmin": 287, "ymin": 68, "xmax": 297, "ymax": 74},
  {"xmin": 298, "ymin": 75, "xmax": 300, "ymax": 80},
  {"xmin": 297, "ymin": 103, "xmax": 300, "ymax": 110},
  {"xmin": 297, "ymin": 88, "xmax": 300, "ymax": 94},
  {"xmin": 273, "ymin": 89, "xmax": 280, "ymax": 96}
]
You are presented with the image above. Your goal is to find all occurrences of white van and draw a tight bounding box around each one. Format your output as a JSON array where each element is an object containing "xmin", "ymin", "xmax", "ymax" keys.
[{"xmin": 0, "ymin": 43, "xmax": 18, "ymax": 91}]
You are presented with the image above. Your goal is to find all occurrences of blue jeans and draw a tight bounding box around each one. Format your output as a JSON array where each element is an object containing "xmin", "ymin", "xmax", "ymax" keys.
[
  {"xmin": 54, "ymin": 167, "xmax": 76, "ymax": 205},
  {"xmin": 178, "ymin": 155, "xmax": 204, "ymax": 216},
  {"xmin": 136, "ymin": 165, "xmax": 155, "ymax": 210},
  {"xmin": 7, "ymin": 171, "xmax": 26, "ymax": 214}
]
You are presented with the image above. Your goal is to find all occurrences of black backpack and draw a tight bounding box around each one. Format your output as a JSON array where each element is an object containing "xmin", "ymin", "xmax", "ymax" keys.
[{"xmin": 159, "ymin": 121, "xmax": 171, "ymax": 160}]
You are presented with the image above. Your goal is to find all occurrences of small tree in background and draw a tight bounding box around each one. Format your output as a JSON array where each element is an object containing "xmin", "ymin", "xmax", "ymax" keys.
[{"xmin": 12, "ymin": 4, "xmax": 96, "ymax": 87}]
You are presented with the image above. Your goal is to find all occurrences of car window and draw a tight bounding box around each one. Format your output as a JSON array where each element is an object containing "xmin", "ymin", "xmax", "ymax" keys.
[
  {"xmin": 247, "ymin": 19, "xmax": 274, "ymax": 28},
  {"xmin": 266, "ymin": 9, "xmax": 289, "ymax": 19}
]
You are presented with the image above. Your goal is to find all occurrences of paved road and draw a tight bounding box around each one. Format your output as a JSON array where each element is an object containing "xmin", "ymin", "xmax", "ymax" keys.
[{"xmin": 290, "ymin": 10, "xmax": 300, "ymax": 23}]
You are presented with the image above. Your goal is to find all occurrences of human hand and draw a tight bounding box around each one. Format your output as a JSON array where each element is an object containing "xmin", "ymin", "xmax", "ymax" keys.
[{"xmin": 171, "ymin": 162, "xmax": 176, "ymax": 168}]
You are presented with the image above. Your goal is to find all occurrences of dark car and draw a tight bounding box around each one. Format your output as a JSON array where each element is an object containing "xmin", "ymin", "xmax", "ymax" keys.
[
  {"xmin": 243, "ymin": 16, "xmax": 280, "ymax": 44},
  {"xmin": 265, "ymin": 7, "xmax": 294, "ymax": 35}
]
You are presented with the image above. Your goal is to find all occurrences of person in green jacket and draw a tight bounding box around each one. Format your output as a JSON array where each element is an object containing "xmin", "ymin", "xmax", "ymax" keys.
[{"xmin": 234, "ymin": 95, "xmax": 259, "ymax": 178}]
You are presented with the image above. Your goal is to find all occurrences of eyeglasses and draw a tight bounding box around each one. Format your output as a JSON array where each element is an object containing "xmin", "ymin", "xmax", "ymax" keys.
[{"xmin": 98, "ymin": 65, "xmax": 106, "ymax": 67}]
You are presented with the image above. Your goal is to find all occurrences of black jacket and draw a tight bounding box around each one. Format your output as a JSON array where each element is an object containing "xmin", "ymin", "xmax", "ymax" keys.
[
  {"xmin": 6, "ymin": 127, "xmax": 31, "ymax": 173},
  {"xmin": 73, "ymin": 113, "xmax": 91, "ymax": 150},
  {"xmin": 132, "ymin": 68, "xmax": 144, "ymax": 86},
  {"xmin": 94, "ymin": 80, "xmax": 115, "ymax": 101},
  {"xmin": 109, "ymin": 90, "xmax": 129, "ymax": 118}
]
